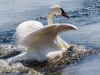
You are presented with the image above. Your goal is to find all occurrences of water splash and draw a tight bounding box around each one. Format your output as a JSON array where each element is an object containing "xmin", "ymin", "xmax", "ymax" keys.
[{"xmin": 0, "ymin": 44, "xmax": 99, "ymax": 75}]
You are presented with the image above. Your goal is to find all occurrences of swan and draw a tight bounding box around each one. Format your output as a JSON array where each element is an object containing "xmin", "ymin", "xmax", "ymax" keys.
[{"xmin": 8, "ymin": 5, "xmax": 77, "ymax": 63}]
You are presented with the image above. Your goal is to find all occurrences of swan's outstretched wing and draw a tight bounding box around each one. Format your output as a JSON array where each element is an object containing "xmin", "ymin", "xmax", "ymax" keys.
[
  {"xmin": 52, "ymin": 24, "xmax": 77, "ymax": 35},
  {"xmin": 19, "ymin": 25, "xmax": 57, "ymax": 49},
  {"xmin": 19, "ymin": 24, "xmax": 77, "ymax": 50},
  {"xmin": 51, "ymin": 24, "xmax": 77, "ymax": 49}
]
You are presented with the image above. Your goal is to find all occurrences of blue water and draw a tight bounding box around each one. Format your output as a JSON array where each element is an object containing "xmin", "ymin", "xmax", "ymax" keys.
[
  {"xmin": 0, "ymin": 0, "xmax": 100, "ymax": 49},
  {"xmin": 0, "ymin": 0, "xmax": 100, "ymax": 75}
]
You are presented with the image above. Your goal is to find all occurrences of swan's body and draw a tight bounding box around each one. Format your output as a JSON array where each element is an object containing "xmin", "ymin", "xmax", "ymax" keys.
[
  {"xmin": 12, "ymin": 21, "xmax": 43, "ymax": 47},
  {"xmin": 8, "ymin": 5, "xmax": 77, "ymax": 63}
]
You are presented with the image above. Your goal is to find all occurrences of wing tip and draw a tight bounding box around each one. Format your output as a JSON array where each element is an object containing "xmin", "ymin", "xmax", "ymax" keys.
[
  {"xmin": 50, "ymin": 23, "xmax": 77, "ymax": 30},
  {"xmin": 66, "ymin": 24, "xmax": 77, "ymax": 30}
]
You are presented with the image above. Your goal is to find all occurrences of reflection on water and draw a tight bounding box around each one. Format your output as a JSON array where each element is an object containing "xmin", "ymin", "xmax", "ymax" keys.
[{"xmin": 0, "ymin": 0, "xmax": 100, "ymax": 75}]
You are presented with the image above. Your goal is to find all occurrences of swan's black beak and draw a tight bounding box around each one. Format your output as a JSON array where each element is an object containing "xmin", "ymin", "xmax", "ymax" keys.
[{"xmin": 60, "ymin": 8, "xmax": 69, "ymax": 18}]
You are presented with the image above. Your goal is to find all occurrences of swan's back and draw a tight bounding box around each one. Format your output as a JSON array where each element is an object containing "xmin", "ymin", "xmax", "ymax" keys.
[{"xmin": 11, "ymin": 21, "xmax": 43, "ymax": 47}]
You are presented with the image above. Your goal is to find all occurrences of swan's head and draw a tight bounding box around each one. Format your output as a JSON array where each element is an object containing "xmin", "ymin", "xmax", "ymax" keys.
[{"xmin": 49, "ymin": 5, "xmax": 69, "ymax": 18}]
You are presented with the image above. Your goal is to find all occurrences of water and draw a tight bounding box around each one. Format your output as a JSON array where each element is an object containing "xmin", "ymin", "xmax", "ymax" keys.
[
  {"xmin": 0, "ymin": 0, "xmax": 100, "ymax": 75},
  {"xmin": 63, "ymin": 53, "xmax": 100, "ymax": 75}
]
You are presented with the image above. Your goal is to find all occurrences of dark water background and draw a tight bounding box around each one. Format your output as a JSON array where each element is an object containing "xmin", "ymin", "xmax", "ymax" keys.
[{"xmin": 0, "ymin": 0, "xmax": 100, "ymax": 75}]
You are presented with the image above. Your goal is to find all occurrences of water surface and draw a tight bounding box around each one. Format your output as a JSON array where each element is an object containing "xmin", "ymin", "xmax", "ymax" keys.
[{"xmin": 0, "ymin": 0, "xmax": 100, "ymax": 75}]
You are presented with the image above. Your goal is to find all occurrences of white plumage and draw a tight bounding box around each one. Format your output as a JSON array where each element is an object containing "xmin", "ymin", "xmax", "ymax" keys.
[
  {"xmin": 11, "ymin": 21, "xmax": 43, "ymax": 47},
  {"xmin": 8, "ymin": 5, "xmax": 77, "ymax": 63}
]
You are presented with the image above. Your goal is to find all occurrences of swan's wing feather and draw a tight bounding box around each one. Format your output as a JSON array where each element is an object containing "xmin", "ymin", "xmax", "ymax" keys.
[
  {"xmin": 50, "ymin": 24, "xmax": 77, "ymax": 35},
  {"xmin": 19, "ymin": 25, "xmax": 56, "ymax": 48},
  {"xmin": 50, "ymin": 24, "xmax": 77, "ymax": 49},
  {"xmin": 19, "ymin": 23, "xmax": 77, "ymax": 51}
]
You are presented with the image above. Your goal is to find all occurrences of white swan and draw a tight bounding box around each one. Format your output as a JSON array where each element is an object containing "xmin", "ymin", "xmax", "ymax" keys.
[{"xmin": 8, "ymin": 5, "xmax": 77, "ymax": 63}]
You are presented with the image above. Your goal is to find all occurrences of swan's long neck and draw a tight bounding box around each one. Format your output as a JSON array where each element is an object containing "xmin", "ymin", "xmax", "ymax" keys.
[
  {"xmin": 47, "ymin": 13, "xmax": 53, "ymax": 24},
  {"xmin": 47, "ymin": 10, "xmax": 70, "ymax": 50}
]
